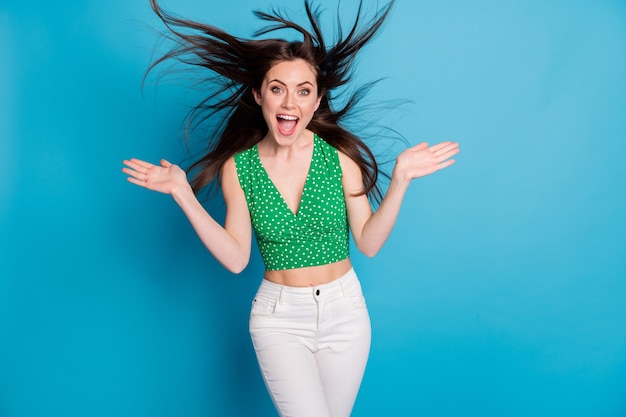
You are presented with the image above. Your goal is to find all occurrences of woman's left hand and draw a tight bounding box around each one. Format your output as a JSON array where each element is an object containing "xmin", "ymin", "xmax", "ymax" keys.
[{"xmin": 393, "ymin": 141, "xmax": 460, "ymax": 182}]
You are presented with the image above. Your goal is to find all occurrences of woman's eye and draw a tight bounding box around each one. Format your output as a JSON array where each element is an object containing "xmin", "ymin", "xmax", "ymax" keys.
[
  {"xmin": 299, "ymin": 89, "xmax": 310, "ymax": 96},
  {"xmin": 271, "ymin": 86, "xmax": 282, "ymax": 94}
]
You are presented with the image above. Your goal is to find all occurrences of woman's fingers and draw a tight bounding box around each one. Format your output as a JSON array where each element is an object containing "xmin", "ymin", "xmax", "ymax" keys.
[
  {"xmin": 436, "ymin": 158, "xmax": 456, "ymax": 171},
  {"xmin": 427, "ymin": 141, "xmax": 449, "ymax": 152},
  {"xmin": 396, "ymin": 140, "xmax": 460, "ymax": 179},
  {"xmin": 411, "ymin": 142, "xmax": 429, "ymax": 152},
  {"xmin": 411, "ymin": 141, "xmax": 459, "ymax": 159},
  {"xmin": 123, "ymin": 158, "xmax": 153, "ymax": 172},
  {"xmin": 126, "ymin": 176, "xmax": 146, "ymax": 187},
  {"xmin": 122, "ymin": 158, "xmax": 186, "ymax": 195},
  {"xmin": 430, "ymin": 141, "xmax": 457, "ymax": 153},
  {"xmin": 122, "ymin": 158, "xmax": 158, "ymax": 186},
  {"xmin": 430, "ymin": 142, "xmax": 460, "ymax": 161}
]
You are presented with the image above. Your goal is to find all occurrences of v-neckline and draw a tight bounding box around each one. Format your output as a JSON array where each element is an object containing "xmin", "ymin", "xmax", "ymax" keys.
[{"xmin": 254, "ymin": 135, "xmax": 317, "ymax": 218}]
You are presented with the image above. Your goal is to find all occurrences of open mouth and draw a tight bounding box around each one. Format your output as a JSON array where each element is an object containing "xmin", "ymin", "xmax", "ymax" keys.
[{"xmin": 277, "ymin": 114, "xmax": 299, "ymax": 136}]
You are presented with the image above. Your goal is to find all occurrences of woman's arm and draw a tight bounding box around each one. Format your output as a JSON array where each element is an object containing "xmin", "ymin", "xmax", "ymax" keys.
[
  {"xmin": 122, "ymin": 157, "xmax": 252, "ymax": 273},
  {"xmin": 340, "ymin": 141, "xmax": 459, "ymax": 257}
]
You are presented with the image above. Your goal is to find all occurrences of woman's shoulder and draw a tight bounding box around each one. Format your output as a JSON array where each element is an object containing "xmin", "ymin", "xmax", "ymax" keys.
[
  {"xmin": 336, "ymin": 149, "xmax": 359, "ymax": 168},
  {"xmin": 333, "ymin": 145, "xmax": 362, "ymax": 184},
  {"xmin": 232, "ymin": 143, "xmax": 258, "ymax": 169},
  {"xmin": 314, "ymin": 133, "xmax": 334, "ymax": 150},
  {"xmin": 221, "ymin": 155, "xmax": 238, "ymax": 177},
  {"xmin": 234, "ymin": 143, "xmax": 257, "ymax": 158},
  {"xmin": 313, "ymin": 132, "xmax": 356, "ymax": 165}
]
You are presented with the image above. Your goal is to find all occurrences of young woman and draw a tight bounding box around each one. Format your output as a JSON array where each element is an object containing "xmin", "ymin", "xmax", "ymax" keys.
[{"xmin": 123, "ymin": 1, "xmax": 459, "ymax": 416}]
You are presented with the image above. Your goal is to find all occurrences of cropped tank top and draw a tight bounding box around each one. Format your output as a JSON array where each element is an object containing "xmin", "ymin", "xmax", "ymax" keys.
[{"xmin": 234, "ymin": 134, "xmax": 350, "ymax": 271}]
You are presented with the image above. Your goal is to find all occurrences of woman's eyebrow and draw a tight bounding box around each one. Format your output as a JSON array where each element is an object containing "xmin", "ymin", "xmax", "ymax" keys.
[{"xmin": 268, "ymin": 79, "xmax": 314, "ymax": 87}]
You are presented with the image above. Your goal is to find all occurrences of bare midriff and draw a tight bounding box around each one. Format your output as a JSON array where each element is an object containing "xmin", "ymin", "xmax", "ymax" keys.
[{"xmin": 263, "ymin": 258, "xmax": 353, "ymax": 287}]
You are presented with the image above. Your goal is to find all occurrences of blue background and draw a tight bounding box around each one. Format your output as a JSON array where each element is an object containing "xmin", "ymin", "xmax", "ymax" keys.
[{"xmin": 1, "ymin": 0, "xmax": 625, "ymax": 416}]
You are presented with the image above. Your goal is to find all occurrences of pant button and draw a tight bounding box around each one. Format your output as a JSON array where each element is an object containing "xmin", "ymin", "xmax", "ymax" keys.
[{"xmin": 316, "ymin": 289, "xmax": 320, "ymax": 296}]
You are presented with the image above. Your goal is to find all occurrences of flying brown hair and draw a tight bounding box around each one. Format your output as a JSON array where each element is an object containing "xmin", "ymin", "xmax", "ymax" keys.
[{"xmin": 147, "ymin": 0, "xmax": 395, "ymax": 202}]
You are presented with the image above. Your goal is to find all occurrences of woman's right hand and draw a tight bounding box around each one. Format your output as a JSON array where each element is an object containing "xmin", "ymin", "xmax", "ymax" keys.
[
  {"xmin": 123, "ymin": 156, "xmax": 252, "ymax": 273},
  {"xmin": 122, "ymin": 158, "xmax": 190, "ymax": 196}
]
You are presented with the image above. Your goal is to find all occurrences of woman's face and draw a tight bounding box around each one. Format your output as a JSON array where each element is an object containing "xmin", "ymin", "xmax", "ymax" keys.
[{"xmin": 254, "ymin": 58, "xmax": 322, "ymax": 145}]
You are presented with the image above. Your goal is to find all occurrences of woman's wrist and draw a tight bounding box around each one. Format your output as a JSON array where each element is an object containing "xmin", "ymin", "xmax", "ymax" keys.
[
  {"xmin": 171, "ymin": 181, "xmax": 196, "ymax": 205},
  {"xmin": 389, "ymin": 168, "xmax": 411, "ymax": 191}
]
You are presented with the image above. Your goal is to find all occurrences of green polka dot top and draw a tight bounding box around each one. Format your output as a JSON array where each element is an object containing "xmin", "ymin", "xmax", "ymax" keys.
[{"xmin": 234, "ymin": 134, "xmax": 350, "ymax": 271}]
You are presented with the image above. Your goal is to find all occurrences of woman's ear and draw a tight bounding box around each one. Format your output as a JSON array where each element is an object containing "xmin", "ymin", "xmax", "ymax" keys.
[
  {"xmin": 253, "ymin": 89, "xmax": 262, "ymax": 106},
  {"xmin": 314, "ymin": 93, "xmax": 323, "ymax": 111}
]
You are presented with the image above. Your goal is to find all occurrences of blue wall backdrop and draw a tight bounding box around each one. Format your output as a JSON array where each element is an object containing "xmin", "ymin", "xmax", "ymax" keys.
[{"xmin": 1, "ymin": 0, "xmax": 625, "ymax": 416}]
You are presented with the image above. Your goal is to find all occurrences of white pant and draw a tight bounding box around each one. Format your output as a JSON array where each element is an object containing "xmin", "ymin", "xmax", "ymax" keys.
[{"xmin": 249, "ymin": 268, "xmax": 371, "ymax": 417}]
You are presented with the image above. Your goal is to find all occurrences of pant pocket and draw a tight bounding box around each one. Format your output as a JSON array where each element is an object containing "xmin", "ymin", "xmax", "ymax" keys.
[
  {"xmin": 250, "ymin": 296, "xmax": 279, "ymax": 318},
  {"xmin": 343, "ymin": 283, "xmax": 367, "ymax": 309}
]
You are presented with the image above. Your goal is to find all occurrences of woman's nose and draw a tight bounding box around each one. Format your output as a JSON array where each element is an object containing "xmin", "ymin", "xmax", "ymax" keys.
[{"xmin": 281, "ymin": 93, "xmax": 295, "ymax": 108}]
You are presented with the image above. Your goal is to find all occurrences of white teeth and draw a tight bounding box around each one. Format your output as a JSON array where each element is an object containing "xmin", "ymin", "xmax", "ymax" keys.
[{"xmin": 277, "ymin": 115, "xmax": 298, "ymax": 121}]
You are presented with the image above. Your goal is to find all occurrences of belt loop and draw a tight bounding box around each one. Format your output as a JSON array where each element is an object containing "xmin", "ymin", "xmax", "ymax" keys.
[
  {"xmin": 339, "ymin": 279, "xmax": 346, "ymax": 296},
  {"xmin": 279, "ymin": 287, "xmax": 285, "ymax": 305}
]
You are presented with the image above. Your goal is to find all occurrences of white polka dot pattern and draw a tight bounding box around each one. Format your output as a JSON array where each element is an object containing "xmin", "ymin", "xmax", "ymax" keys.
[{"xmin": 234, "ymin": 134, "xmax": 350, "ymax": 271}]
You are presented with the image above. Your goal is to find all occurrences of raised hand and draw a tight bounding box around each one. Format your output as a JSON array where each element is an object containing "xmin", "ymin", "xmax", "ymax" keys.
[
  {"xmin": 393, "ymin": 141, "xmax": 460, "ymax": 182},
  {"xmin": 122, "ymin": 158, "xmax": 190, "ymax": 195}
]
